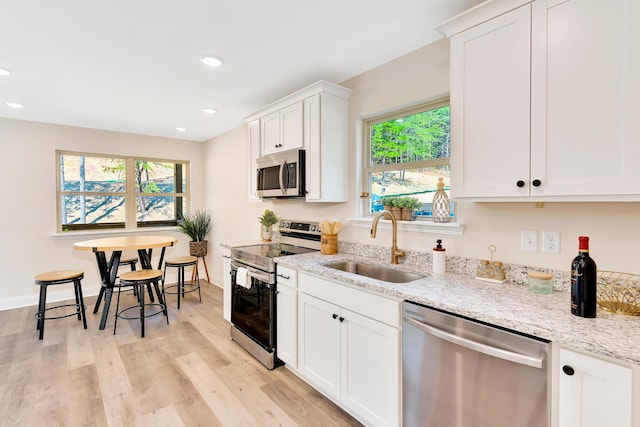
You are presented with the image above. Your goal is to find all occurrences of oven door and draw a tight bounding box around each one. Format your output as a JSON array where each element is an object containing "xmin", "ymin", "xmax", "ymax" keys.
[{"xmin": 230, "ymin": 261, "xmax": 276, "ymax": 351}]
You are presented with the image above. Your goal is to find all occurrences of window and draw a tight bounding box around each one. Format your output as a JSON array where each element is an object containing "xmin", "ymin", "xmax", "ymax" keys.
[
  {"xmin": 365, "ymin": 99, "xmax": 454, "ymax": 220},
  {"xmin": 57, "ymin": 151, "xmax": 188, "ymax": 232}
]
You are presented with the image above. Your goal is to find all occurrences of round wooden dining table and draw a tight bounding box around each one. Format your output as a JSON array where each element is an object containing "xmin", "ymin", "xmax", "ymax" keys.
[{"xmin": 74, "ymin": 235, "xmax": 178, "ymax": 330}]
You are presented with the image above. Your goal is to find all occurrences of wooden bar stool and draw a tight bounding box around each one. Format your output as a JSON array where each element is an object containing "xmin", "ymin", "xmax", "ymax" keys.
[
  {"xmin": 114, "ymin": 269, "xmax": 167, "ymax": 338},
  {"xmin": 163, "ymin": 256, "xmax": 201, "ymax": 310},
  {"xmin": 34, "ymin": 270, "xmax": 87, "ymax": 340}
]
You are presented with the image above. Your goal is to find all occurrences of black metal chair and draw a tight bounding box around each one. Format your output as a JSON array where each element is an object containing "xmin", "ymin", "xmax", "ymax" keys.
[
  {"xmin": 34, "ymin": 270, "xmax": 87, "ymax": 340},
  {"xmin": 162, "ymin": 255, "xmax": 201, "ymax": 309},
  {"xmin": 114, "ymin": 269, "xmax": 167, "ymax": 338}
]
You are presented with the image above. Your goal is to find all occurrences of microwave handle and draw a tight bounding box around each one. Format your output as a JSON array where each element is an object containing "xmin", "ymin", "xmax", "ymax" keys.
[{"xmin": 279, "ymin": 159, "xmax": 287, "ymax": 195}]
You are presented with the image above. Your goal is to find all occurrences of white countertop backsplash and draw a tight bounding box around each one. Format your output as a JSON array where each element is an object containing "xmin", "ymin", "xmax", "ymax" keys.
[{"xmin": 272, "ymin": 241, "xmax": 640, "ymax": 366}]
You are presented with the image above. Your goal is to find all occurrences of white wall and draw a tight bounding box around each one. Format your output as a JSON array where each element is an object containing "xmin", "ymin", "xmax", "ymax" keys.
[
  {"xmin": 0, "ymin": 118, "xmax": 205, "ymax": 309},
  {"xmin": 203, "ymin": 38, "xmax": 640, "ymax": 287}
]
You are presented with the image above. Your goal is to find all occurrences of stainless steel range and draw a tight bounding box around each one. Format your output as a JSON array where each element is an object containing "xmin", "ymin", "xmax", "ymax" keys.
[{"xmin": 229, "ymin": 219, "xmax": 321, "ymax": 369}]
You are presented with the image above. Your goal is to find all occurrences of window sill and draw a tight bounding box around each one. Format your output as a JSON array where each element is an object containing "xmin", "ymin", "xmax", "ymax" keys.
[
  {"xmin": 348, "ymin": 218, "xmax": 464, "ymax": 236},
  {"xmin": 51, "ymin": 226, "xmax": 181, "ymax": 240}
]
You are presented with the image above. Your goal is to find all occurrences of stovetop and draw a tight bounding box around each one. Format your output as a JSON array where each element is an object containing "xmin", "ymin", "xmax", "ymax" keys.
[{"xmin": 230, "ymin": 219, "xmax": 321, "ymax": 273}]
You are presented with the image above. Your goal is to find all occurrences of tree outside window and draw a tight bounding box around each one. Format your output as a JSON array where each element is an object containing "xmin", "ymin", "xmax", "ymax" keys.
[{"xmin": 366, "ymin": 100, "xmax": 454, "ymax": 220}]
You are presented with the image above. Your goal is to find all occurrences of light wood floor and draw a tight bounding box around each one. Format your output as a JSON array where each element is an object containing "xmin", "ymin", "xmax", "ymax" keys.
[{"xmin": 0, "ymin": 281, "xmax": 362, "ymax": 427}]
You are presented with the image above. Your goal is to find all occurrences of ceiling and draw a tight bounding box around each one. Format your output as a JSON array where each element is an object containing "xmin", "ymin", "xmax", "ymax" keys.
[{"xmin": 0, "ymin": 0, "xmax": 483, "ymax": 142}]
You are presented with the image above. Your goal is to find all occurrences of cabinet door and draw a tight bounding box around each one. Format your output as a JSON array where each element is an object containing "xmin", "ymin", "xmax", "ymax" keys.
[
  {"xmin": 280, "ymin": 101, "xmax": 304, "ymax": 151},
  {"xmin": 260, "ymin": 111, "xmax": 280, "ymax": 155},
  {"xmin": 450, "ymin": 4, "xmax": 531, "ymax": 198},
  {"xmin": 298, "ymin": 293, "xmax": 341, "ymax": 400},
  {"xmin": 304, "ymin": 94, "xmax": 321, "ymax": 200},
  {"xmin": 276, "ymin": 284, "xmax": 297, "ymax": 368},
  {"xmin": 341, "ymin": 309, "xmax": 400, "ymax": 427},
  {"xmin": 247, "ymin": 120, "xmax": 261, "ymax": 201},
  {"xmin": 531, "ymin": 0, "xmax": 638, "ymax": 196},
  {"xmin": 558, "ymin": 348, "xmax": 632, "ymax": 427},
  {"xmin": 221, "ymin": 255, "xmax": 232, "ymax": 322}
]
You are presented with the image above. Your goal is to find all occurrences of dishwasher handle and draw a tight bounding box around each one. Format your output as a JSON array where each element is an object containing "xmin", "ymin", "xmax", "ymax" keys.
[{"xmin": 404, "ymin": 315, "xmax": 545, "ymax": 369}]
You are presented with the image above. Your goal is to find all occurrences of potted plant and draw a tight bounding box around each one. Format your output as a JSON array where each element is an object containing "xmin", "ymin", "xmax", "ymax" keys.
[
  {"xmin": 401, "ymin": 197, "xmax": 422, "ymax": 221},
  {"xmin": 177, "ymin": 209, "xmax": 214, "ymax": 257},
  {"xmin": 258, "ymin": 209, "xmax": 279, "ymax": 242}
]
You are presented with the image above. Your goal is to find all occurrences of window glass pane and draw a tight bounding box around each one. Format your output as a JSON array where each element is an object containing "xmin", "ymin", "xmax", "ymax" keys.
[
  {"xmin": 60, "ymin": 155, "xmax": 125, "ymax": 192},
  {"xmin": 61, "ymin": 195, "xmax": 126, "ymax": 225},
  {"xmin": 370, "ymin": 166, "xmax": 451, "ymax": 217},
  {"xmin": 134, "ymin": 160, "xmax": 183, "ymax": 194},
  {"xmin": 370, "ymin": 106, "xmax": 450, "ymax": 166},
  {"xmin": 137, "ymin": 196, "xmax": 184, "ymax": 223}
]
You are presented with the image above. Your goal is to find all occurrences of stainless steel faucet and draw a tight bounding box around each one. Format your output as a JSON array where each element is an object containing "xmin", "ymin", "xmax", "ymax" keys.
[{"xmin": 370, "ymin": 211, "xmax": 405, "ymax": 264}]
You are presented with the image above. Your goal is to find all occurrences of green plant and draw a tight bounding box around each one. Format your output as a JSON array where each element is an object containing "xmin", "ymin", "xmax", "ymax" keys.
[
  {"xmin": 381, "ymin": 197, "xmax": 397, "ymax": 207},
  {"xmin": 177, "ymin": 209, "xmax": 213, "ymax": 242},
  {"xmin": 406, "ymin": 197, "xmax": 422, "ymax": 210},
  {"xmin": 258, "ymin": 209, "xmax": 279, "ymax": 227}
]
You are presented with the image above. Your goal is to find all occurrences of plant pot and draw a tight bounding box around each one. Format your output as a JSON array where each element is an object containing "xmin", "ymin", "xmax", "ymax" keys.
[
  {"xmin": 401, "ymin": 208, "xmax": 416, "ymax": 221},
  {"xmin": 189, "ymin": 240, "xmax": 208, "ymax": 257},
  {"xmin": 391, "ymin": 207, "xmax": 402, "ymax": 221},
  {"xmin": 261, "ymin": 225, "xmax": 273, "ymax": 242}
]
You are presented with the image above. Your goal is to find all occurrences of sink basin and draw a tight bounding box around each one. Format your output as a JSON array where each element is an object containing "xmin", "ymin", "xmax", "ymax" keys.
[{"xmin": 324, "ymin": 261, "xmax": 426, "ymax": 283}]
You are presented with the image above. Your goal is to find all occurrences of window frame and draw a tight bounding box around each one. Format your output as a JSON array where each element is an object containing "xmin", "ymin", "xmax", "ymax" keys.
[
  {"xmin": 363, "ymin": 98, "xmax": 454, "ymax": 221},
  {"xmin": 56, "ymin": 150, "xmax": 189, "ymax": 232}
]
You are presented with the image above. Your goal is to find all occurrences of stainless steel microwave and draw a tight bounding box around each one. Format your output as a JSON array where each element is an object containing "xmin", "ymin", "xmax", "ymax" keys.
[{"xmin": 256, "ymin": 149, "xmax": 306, "ymax": 198}]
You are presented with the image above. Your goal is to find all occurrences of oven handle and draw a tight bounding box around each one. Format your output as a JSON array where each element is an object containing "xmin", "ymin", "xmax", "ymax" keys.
[
  {"xmin": 279, "ymin": 159, "xmax": 287, "ymax": 195},
  {"xmin": 403, "ymin": 315, "xmax": 544, "ymax": 369},
  {"xmin": 230, "ymin": 260, "xmax": 272, "ymax": 284}
]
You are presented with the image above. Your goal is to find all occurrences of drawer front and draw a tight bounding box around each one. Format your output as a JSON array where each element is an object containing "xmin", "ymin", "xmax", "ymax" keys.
[
  {"xmin": 299, "ymin": 272, "xmax": 400, "ymax": 328},
  {"xmin": 277, "ymin": 266, "xmax": 298, "ymax": 289}
]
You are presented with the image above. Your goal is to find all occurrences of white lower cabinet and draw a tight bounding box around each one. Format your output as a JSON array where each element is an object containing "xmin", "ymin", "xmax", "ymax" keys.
[
  {"xmin": 297, "ymin": 272, "xmax": 400, "ymax": 427},
  {"xmin": 276, "ymin": 266, "xmax": 298, "ymax": 368},
  {"xmin": 557, "ymin": 347, "xmax": 632, "ymax": 427}
]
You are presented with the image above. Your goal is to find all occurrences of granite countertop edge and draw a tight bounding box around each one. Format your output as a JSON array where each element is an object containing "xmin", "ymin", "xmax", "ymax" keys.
[{"xmin": 275, "ymin": 252, "xmax": 640, "ymax": 366}]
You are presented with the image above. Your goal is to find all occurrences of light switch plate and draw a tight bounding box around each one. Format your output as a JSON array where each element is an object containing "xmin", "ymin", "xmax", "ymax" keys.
[
  {"xmin": 542, "ymin": 230, "xmax": 561, "ymax": 254},
  {"xmin": 521, "ymin": 230, "xmax": 538, "ymax": 252}
]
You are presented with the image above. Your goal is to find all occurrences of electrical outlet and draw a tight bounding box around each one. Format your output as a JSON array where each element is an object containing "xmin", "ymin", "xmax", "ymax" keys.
[
  {"xmin": 542, "ymin": 230, "xmax": 561, "ymax": 254},
  {"xmin": 521, "ymin": 230, "xmax": 538, "ymax": 252}
]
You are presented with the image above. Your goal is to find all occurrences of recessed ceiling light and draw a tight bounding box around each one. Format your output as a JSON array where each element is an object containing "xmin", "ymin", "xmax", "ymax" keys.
[
  {"xmin": 199, "ymin": 56, "xmax": 223, "ymax": 67},
  {"xmin": 203, "ymin": 108, "xmax": 217, "ymax": 114},
  {"xmin": 6, "ymin": 102, "xmax": 23, "ymax": 109},
  {"xmin": 0, "ymin": 68, "xmax": 12, "ymax": 76},
  {"xmin": 176, "ymin": 127, "xmax": 187, "ymax": 132}
]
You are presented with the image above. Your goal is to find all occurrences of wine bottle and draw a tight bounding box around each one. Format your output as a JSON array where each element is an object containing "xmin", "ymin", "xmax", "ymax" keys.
[{"xmin": 570, "ymin": 236, "xmax": 597, "ymax": 318}]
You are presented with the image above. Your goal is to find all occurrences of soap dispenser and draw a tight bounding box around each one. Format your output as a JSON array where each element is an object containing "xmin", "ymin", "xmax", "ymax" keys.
[{"xmin": 433, "ymin": 239, "xmax": 446, "ymax": 274}]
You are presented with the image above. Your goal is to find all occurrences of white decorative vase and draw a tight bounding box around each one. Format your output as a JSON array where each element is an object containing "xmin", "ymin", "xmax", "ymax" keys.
[{"xmin": 261, "ymin": 225, "xmax": 273, "ymax": 242}]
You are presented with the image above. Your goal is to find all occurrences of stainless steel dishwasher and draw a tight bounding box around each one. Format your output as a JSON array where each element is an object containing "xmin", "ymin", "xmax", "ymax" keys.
[{"xmin": 403, "ymin": 301, "xmax": 549, "ymax": 427}]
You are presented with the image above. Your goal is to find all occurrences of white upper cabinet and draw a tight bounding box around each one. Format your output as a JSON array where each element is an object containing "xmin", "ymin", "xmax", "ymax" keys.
[
  {"xmin": 260, "ymin": 102, "xmax": 304, "ymax": 156},
  {"xmin": 439, "ymin": 0, "xmax": 640, "ymax": 200},
  {"xmin": 245, "ymin": 80, "xmax": 351, "ymax": 202}
]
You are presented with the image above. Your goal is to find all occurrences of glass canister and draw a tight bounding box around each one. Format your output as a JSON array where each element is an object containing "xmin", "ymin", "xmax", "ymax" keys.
[
  {"xmin": 528, "ymin": 271, "xmax": 554, "ymax": 294},
  {"xmin": 432, "ymin": 177, "xmax": 450, "ymax": 223}
]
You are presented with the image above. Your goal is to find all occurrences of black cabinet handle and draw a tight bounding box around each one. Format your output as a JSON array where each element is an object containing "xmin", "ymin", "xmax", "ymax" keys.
[
  {"xmin": 516, "ymin": 180, "xmax": 525, "ymax": 188},
  {"xmin": 339, "ymin": 316, "xmax": 345, "ymax": 323},
  {"xmin": 532, "ymin": 179, "xmax": 541, "ymax": 187},
  {"xmin": 332, "ymin": 314, "xmax": 338, "ymax": 319},
  {"xmin": 562, "ymin": 365, "xmax": 575, "ymax": 376}
]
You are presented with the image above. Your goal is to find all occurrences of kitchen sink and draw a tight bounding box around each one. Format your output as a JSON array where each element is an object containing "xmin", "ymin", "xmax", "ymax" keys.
[{"xmin": 324, "ymin": 261, "xmax": 426, "ymax": 283}]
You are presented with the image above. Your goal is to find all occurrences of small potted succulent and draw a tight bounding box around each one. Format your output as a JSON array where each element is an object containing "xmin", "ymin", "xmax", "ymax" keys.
[
  {"xmin": 258, "ymin": 209, "xmax": 279, "ymax": 242},
  {"xmin": 177, "ymin": 209, "xmax": 214, "ymax": 257}
]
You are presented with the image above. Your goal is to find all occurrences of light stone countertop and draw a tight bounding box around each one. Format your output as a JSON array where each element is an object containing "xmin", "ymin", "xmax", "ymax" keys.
[{"xmin": 275, "ymin": 251, "xmax": 640, "ymax": 366}]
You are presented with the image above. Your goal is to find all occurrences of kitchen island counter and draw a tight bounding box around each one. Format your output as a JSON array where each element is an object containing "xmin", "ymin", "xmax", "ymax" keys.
[{"xmin": 276, "ymin": 251, "xmax": 640, "ymax": 366}]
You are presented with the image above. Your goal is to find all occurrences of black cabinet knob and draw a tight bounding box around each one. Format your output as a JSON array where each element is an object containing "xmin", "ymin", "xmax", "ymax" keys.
[
  {"xmin": 339, "ymin": 316, "xmax": 345, "ymax": 323},
  {"xmin": 532, "ymin": 179, "xmax": 541, "ymax": 187},
  {"xmin": 516, "ymin": 180, "xmax": 525, "ymax": 188},
  {"xmin": 332, "ymin": 314, "xmax": 338, "ymax": 319},
  {"xmin": 562, "ymin": 365, "xmax": 575, "ymax": 376}
]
